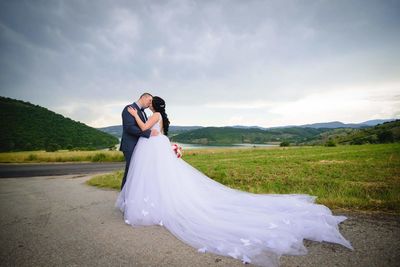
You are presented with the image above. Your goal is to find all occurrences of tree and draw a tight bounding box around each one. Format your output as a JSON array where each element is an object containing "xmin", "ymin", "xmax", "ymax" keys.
[
  {"xmin": 378, "ymin": 130, "xmax": 394, "ymax": 143},
  {"xmin": 325, "ymin": 140, "xmax": 336, "ymax": 147},
  {"xmin": 280, "ymin": 141, "xmax": 290, "ymax": 147},
  {"xmin": 45, "ymin": 143, "xmax": 60, "ymax": 152}
]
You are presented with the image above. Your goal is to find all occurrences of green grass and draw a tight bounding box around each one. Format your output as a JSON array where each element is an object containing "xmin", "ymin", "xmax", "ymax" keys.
[
  {"xmin": 0, "ymin": 150, "xmax": 124, "ymax": 163},
  {"xmin": 86, "ymin": 143, "xmax": 400, "ymax": 213},
  {"xmin": 87, "ymin": 170, "xmax": 124, "ymax": 190}
]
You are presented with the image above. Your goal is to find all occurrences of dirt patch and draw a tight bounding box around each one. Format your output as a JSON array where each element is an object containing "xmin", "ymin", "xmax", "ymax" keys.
[{"xmin": 318, "ymin": 160, "xmax": 348, "ymax": 164}]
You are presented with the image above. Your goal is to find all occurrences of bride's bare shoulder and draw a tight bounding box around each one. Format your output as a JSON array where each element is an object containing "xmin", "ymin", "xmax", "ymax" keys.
[{"xmin": 149, "ymin": 112, "xmax": 161, "ymax": 121}]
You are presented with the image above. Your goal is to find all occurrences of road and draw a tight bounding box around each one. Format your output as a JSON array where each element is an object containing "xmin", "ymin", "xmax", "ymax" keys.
[
  {"xmin": 0, "ymin": 174, "xmax": 399, "ymax": 266},
  {"xmin": 0, "ymin": 162, "xmax": 125, "ymax": 178}
]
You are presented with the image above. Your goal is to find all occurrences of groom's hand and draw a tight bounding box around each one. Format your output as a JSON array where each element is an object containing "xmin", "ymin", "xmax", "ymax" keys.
[{"xmin": 151, "ymin": 129, "xmax": 159, "ymax": 136}]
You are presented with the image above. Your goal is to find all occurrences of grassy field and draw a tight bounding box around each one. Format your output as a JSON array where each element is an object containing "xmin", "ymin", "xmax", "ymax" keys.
[
  {"xmin": 0, "ymin": 150, "xmax": 124, "ymax": 163},
  {"xmin": 87, "ymin": 143, "xmax": 400, "ymax": 213}
]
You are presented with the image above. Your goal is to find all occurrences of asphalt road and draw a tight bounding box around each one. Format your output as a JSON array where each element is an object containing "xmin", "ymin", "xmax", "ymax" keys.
[
  {"xmin": 0, "ymin": 174, "xmax": 399, "ymax": 266},
  {"xmin": 0, "ymin": 162, "xmax": 125, "ymax": 178}
]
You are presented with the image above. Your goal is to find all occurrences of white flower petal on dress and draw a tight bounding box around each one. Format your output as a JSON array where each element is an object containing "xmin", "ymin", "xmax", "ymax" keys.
[
  {"xmin": 240, "ymin": 238, "xmax": 251, "ymax": 246},
  {"xmin": 253, "ymin": 238, "xmax": 262, "ymax": 244},
  {"xmin": 198, "ymin": 247, "xmax": 207, "ymax": 253},
  {"xmin": 269, "ymin": 222, "xmax": 278, "ymax": 229},
  {"xmin": 227, "ymin": 248, "xmax": 240, "ymax": 259},
  {"xmin": 216, "ymin": 244, "xmax": 224, "ymax": 251},
  {"xmin": 159, "ymin": 220, "xmax": 163, "ymax": 226},
  {"xmin": 242, "ymin": 255, "xmax": 251, "ymax": 264},
  {"xmin": 142, "ymin": 209, "xmax": 149, "ymax": 216},
  {"xmin": 124, "ymin": 219, "xmax": 130, "ymax": 224}
]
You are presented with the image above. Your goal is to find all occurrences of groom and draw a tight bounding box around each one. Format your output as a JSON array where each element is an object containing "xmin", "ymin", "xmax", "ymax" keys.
[{"xmin": 120, "ymin": 92, "xmax": 159, "ymax": 189}]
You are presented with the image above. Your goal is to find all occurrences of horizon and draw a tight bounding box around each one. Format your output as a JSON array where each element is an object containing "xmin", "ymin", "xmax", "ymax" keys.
[
  {"xmin": 1, "ymin": 93, "xmax": 397, "ymax": 129},
  {"xmin": 1, "ymin": 0, "xmax": 399, "ymax": 128},
  {"xmin": 98, "ymin": 117, "xmax": 396, "ymax": 129}
]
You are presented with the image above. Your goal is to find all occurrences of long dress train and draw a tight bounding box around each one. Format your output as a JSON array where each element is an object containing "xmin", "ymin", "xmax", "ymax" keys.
[{"xmin": 116, "ymin": 119, "xmax": 352, "ymax": 267}]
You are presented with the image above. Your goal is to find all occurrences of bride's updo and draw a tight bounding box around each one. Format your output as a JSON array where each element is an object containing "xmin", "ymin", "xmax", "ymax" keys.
[{"xmin": 152, "ymin": 96, "xmax": 170, "ymax": 136}]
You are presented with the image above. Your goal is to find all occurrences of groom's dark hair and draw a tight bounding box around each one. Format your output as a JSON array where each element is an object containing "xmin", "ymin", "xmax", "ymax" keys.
[{"xmin": 140, "ymin": 93, "xmax": 153, "ymax": 99}]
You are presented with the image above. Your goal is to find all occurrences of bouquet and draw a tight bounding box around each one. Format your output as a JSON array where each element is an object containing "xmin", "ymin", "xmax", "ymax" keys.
[{"xmin": 171, "ymin": 144, "xmax": 183, "ymax": 158}]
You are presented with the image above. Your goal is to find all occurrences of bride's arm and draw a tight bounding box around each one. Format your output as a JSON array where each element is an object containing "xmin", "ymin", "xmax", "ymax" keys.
[{"xmin": 127, "ymin": 107, "xmax": 160, "ymax": 131}]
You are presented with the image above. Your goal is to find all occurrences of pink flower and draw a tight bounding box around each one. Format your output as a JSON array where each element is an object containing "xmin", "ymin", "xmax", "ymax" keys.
[{"xmin": 171, "ymin": 144, "xmax": 183, "ymax": 158}]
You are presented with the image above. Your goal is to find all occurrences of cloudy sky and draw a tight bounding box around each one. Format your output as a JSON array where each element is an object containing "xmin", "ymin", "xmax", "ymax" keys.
[{"xmin": 1, "ymin": 0, "xmax": 399, "ymax": 128}]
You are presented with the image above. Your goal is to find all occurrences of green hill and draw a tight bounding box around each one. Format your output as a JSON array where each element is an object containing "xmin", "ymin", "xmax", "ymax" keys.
[
  {"xmin": 312, "ymin": 119, "xmax": 400, "ymax": 145},
  {"xmin": 170, "ymin": 126, "xmax": 329, "ymax": 145},
  {"xmin": 0, "ymin": 96, "xmax": 119, "ymax": 152},
  {"xmin": 170, "ymin": 120, "xmax": 400, "ymax": 146}
]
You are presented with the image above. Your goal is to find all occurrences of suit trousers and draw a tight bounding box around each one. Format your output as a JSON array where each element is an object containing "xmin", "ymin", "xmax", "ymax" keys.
[{"xmin": 121, "ymin": 150, "xmax": 133, "ymax": 190}]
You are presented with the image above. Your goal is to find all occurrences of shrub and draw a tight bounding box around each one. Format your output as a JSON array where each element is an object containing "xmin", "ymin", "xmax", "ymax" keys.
[
  {"xmin": 280, "ymin": 141, "xmax": 290, "ymax": 147},
  {"xmin": 325, "ymin": 140, "xmax": 337, "ymax": 147},
  {"xmin": 45, "ymin": 143, "xmax": 60, "ymax": 152},
  {"xmin": 92, "ymin": 153, "xmax": 107, "ymax": 162},
  {"xmin": 378, "ymin": 130, "xmax": 394, "ymax": 143},
  {"xmin": 26, "ymin": 154, "xmax": 38, "ymax": 161}
]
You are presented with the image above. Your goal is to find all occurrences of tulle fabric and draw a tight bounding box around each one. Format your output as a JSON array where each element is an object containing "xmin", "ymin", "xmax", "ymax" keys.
[{"xmin": 116, "ymin": 124, "xmax": 352, "ymax": 267}]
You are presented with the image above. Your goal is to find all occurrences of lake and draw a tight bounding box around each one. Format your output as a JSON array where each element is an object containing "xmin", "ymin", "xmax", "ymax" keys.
[
  {"xmin": 117, "ymin": 138, "xmax": 279, "ymax": 150},
  {"xmin": 172, "ymin": 142, "xmax": 279, "ymax": 150}
]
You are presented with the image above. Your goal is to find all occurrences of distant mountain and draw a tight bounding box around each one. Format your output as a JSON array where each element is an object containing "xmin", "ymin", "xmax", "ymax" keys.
[
  {"xmin": 359, "ymin": 119, "xmax": 396, "ymax": 126},
  {"xmin": 0, "ymin": 96, "xmax": 119, "ymax": 152},
  {"xmin": 97, "ymin": 118, "xmax": 398, "ymax": 146},
  {"xmin": 225, "ymin": 119, "xmax": 397, "ymax": 130},
  {"xmin": 299, "ymin": 119, "xmax": 396, "ymax": 129},
  {"xmin": 232, "ymin": 125, "xmax": 267, "ymax": 130},
  {"xmin": 98, "ymin": 125, "xmax": 122, "ymax": 139},
  {"xmin": 170, "ymin": 126, "xmax": 329, "ymax": 145},
  {"xmin": 300, "ymin": 121, "xmax": 367, "ymax": 129},
  {"xmin": 171, "ymin": 120, "xmax": 400, "ymax": 145},
  {"xmin": 98, "ymin": 125, "xmax": 203, "ymax": 138},
  {"xmin": 170, "ymin": 126, "xmax": 203, "ymax": 134}
]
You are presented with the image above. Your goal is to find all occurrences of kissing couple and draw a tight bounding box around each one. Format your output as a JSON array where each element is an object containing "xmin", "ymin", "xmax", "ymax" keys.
[{"xmin": 116, "ymin": 93, "xmax": 353, "ymax": 267}]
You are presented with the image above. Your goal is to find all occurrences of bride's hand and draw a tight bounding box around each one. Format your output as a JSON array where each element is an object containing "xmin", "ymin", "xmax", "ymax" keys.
[
  {"xmin": 127, "ymin": 106, "xmax": 138, "ymax": 117},
  {"xmin": 151, "ymin": 129, "xmax": 159, "ymax": 136}
]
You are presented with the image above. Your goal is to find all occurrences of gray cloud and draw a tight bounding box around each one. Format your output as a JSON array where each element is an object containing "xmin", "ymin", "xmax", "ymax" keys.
[{"xmin": 1, "ymin": 0, "xmax": 399, "ymax": 127}]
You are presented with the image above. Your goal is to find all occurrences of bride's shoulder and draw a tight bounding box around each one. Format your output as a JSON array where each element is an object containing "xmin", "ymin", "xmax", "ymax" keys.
[{"xmin": 151, "ymin": 112, "xmax": 161, "ymax": 120}]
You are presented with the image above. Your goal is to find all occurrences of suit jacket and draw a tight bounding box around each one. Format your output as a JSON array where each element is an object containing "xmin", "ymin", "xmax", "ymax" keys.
[{"xmin": 119, "ymin": 102, "xmax": 151, "ymax": 153}]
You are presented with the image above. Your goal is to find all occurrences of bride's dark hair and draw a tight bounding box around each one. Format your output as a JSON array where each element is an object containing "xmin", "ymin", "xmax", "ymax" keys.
[{"xmin": 152, "ymin": 96, "xmax": 170, "ymax": 136}]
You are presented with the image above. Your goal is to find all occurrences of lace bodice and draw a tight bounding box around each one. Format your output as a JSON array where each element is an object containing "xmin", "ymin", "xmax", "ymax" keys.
[{"xmin": 151, "ymin": 113, "xmax": 163, "ymax": 134}]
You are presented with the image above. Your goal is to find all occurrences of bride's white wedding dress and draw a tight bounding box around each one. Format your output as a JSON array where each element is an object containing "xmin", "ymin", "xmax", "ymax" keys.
[{"xmin": 116, "ymin": 116, "xmax": 352, "ymax": 267}]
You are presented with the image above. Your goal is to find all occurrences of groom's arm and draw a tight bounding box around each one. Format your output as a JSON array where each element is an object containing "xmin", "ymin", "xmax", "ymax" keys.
[{"xmin": 122, "ymin": 107, "xmax": 151, "ymax": 138}]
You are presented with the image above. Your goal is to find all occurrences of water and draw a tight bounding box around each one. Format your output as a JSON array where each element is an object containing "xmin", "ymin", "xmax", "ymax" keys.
[{"xmin": 172, "ymin": 142, "xmax": 279, "ymax": 150}]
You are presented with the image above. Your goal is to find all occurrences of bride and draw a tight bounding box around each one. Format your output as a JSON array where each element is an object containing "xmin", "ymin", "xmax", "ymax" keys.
[{"xmin": 116, "ymin": 96, "xmax": 353, "ymax": 267}]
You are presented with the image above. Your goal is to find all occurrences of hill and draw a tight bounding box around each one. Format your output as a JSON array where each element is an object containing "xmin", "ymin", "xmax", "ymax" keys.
[
  {"xmin": 97, "ymin": 125, "xmax": 122, "ymax": 139},
  {"xmin": 310, "ymin": 119, "xmax": 400, "ymax": 145},
  {"xmin": 170, "ymin": 120, "xmax": 400, "ymax": 145},
  {"xmin": 99, "ymin": 119, "xmax": 396, "ymax": 139},
  {"xmin": 269, "ymin": 119, "xmax": 395, "ymax": 129},
  {"xmin": 300, "ymin": 121, "xmax": 368, "ymax": 129},
  {"xmin": 0, "ymin": 96, "xmax": 119, "ymax": 152},
  {"xmin": 170, "ymin": 126, "xmax": 329, "ymax": 145}
]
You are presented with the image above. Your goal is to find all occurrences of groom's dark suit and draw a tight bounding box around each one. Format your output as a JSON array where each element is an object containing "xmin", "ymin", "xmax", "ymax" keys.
[{"xmin": 120, "ymin": 102, "xmax": 151, "ymax": 189}]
